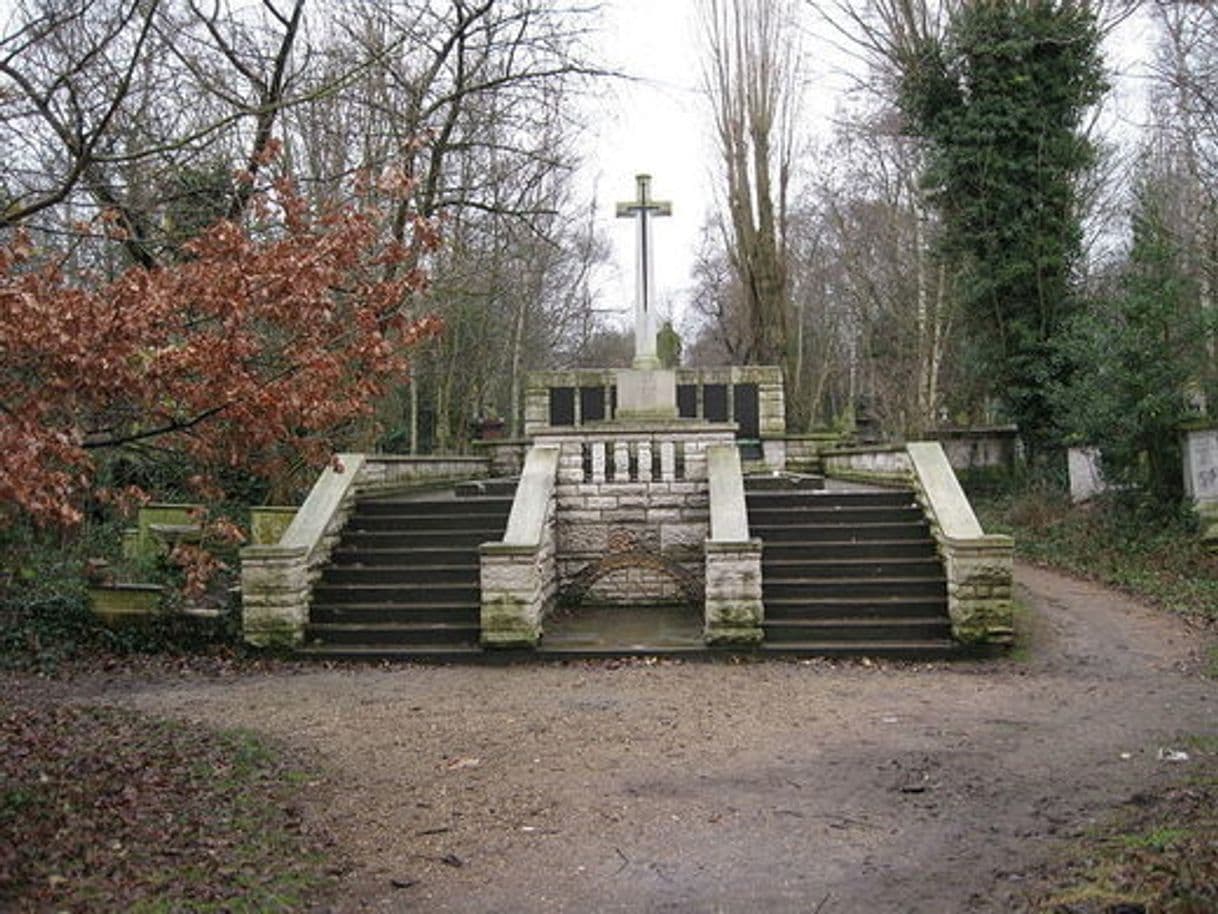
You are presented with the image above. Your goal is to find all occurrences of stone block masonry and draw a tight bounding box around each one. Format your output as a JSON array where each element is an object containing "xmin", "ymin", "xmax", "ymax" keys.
[{"xmin": 535, "ymin": 425, "xmax": 735, "ymax": 609}]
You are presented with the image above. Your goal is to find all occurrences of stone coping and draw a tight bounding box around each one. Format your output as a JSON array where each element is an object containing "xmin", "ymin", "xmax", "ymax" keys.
[
  {"xmin": 499, "ymin": 446, "xmax": 559, "ymax": 548},
  {"xmin": 274, "ymin": 453, "xmax": 366, "ymax": 556},
  {"xmin": 362, "ymin": 454, "xmax": 489, "ymax": 464},
  {"xmin": 928, "ymin": 425, "xmax": 1019, "ymax": 438},
  {"xmin": 707, "ymin": 444, "xmax": 750, "ymax": 542},
  {"xmin": 906, "ymin": 442, "xmax": 986, "ymax": 540},
  {"xmin": 533, "ymin": 421, "xmax": 738, "ymax": 437},
  {"xmin": 823, "ymin": 443, "xmax": 908, "ymax": 456}
]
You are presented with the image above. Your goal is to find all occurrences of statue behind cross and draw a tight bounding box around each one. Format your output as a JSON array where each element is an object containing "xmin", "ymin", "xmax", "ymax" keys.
[{"xmin": 617, "ymin": 174, "xmax": 672, "ymax": 370}]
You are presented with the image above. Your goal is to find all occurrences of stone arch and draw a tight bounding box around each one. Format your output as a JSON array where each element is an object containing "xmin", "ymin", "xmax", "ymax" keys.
[{"xmin": 561, "ymin": 551, "xmax": 701, "ymax": 607}]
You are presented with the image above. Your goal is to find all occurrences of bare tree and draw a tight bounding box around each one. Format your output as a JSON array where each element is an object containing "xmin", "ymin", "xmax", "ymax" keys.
[{"xmin": 700, "ymin": 0, "xmax": 800, "ymax": 394}]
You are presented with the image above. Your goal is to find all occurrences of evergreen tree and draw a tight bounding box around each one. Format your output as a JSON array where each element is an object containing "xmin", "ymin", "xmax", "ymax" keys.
[
  {"xmin": 1057, "ymin": 184, "xmax": 1211, "ymax": 503},
  {"xmin": 900, "ymin": 0, "xmax": 1106, "ymax": 452}
]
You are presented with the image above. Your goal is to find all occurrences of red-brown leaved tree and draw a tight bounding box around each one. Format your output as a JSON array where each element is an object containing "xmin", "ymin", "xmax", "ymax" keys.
[{"xmin": 0, "ymin": 176, "xmax": 442, "ymax": 529}]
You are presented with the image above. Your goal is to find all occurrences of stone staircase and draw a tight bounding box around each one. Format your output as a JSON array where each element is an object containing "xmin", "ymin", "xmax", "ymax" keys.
[
  {"xmin": 295, "ymin": 481, "xmax": 515, "ymax": 660},
  {"xmin": 292, "ymin": 475, "xmax": 956, "ymax": 661},
  {"xmin": 746, "ymin": 478, "xmax": 957, "ymax": 658}
]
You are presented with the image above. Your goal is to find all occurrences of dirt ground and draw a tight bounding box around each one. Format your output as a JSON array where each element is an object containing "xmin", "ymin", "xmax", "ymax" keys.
[{"xmin": 48, "ymin": 563, "xmax": 1218, "ymax": 912}]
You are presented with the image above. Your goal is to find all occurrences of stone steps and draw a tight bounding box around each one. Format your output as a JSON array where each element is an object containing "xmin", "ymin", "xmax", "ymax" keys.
[
  {"xmin": 749, "ymin": 487, "xmax": 953, "ymax": 658},
  {"xmin": 301, "ymin": 490, "xmax": 512, "ymax": 654}
]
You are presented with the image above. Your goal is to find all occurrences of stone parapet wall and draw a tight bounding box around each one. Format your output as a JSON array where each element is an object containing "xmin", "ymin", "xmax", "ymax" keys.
[
  {"xmin": 822, "ymin": 445, "xmax": 912, "ymax": 487},
  {"xmin": 471, "ymin": 438, "xmax": 529, "ymax": 477},
  {"xmin": 524, "ymin": 366, "xmax": 786, "ymax": 440},
  {"xmin": 783, "ymin": 432, "xmax": 842, "ymax": 473},
  {"xmin": 926, "ymin": 425, "xmax": 1019, "ymax": 472}
]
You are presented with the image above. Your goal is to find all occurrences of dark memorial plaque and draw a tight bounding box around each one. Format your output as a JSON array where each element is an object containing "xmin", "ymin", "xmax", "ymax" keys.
[
  {"xmin": 549, "ymin": 387, "xmax": 575, "ymax": 426},
  {"xmin": 580, "ymin": 386, "xmax": 606, "ymax": 423},
  {"xmin": 676, "ymin": 384, "xmax": 697, "ymax": 419},
  {"xmin": 733, "ymin": 383, "xmax": 760, "ymax": 439},
  {"xmin": 703, "ymin": 384, "xmax": 728, "ymax": 423}
]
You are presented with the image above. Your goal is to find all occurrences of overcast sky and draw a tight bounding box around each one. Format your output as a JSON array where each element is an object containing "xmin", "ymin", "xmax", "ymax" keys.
[{"xmin": 583, "ymin": 1, "xmax": 1157, "ymax": 340}]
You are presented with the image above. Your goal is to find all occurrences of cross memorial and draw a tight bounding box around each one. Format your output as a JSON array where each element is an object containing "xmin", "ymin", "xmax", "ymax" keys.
[{"xmin": 617, "ymin": 173, "xmax": 672, "ymax": 369}]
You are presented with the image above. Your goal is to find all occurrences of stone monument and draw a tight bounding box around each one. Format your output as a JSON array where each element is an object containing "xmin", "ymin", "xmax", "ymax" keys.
[{"xmin": 615, "ymin": 173, "xmax": 677, "ymax": 419}]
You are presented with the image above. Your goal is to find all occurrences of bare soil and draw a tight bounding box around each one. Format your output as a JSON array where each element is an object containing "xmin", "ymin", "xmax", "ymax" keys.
[{"xmin": 29, "ymin": 563, "xmax": 1218, "ymax": 912}]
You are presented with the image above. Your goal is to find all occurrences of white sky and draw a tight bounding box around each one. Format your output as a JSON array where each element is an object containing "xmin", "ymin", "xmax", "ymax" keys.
[{"xmin": 584, "ymin": 1, "xmax": 1158, "ymax": 338}]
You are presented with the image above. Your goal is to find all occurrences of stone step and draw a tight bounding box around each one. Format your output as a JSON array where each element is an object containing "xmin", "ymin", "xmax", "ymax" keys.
[
  {"xmin": 762, "ymin": 558, "xmax": 944, "ymax": 579},
  {"xmin": 763, "ymin": 617, "xmax": 953, "ymax": 643},
  {"xmin": 346, "ymin": 512, "xmax": 510, "ymax": 532},
  {"xmin": 743, "ymin": 475, "xmax": 826, "ymax": 491},
  {"xmin": 306, "ymin": 621, "xmax": 480, "ymax": 646},
  {"xmin": 310, "ymin": 603, "xmax": 480, "ymax": 625},
  {"xmin": 319, "ymin": 564, "xmax": 479, "ymax": 585},
  {"xmin": 758, "ymin": 640, "xmax": 959, "ymax": 660},
  {"xmin": 750, "ymin": 506, "xmax": 924, "ymax": 525},
  {"xmin": 752, "ymin": 522, "xmax": 931, "ymax": 542},
  {"xmin": 294, "ymin": 644, "xmax": 484, "ymax": 661},
  {"xmin": 761, "ymin": 540, "xmax": 937, "ymax": 561},
  {"xmin": 340, "ymin": 530, "xmax": 504, "ymax": 548},
  {"xmin": 764, "ymin": 596, "xmax": 947, "ymax": 620},
  {"xmin": 328, "ymin": 545, "xmax": 481, "ymax": 566},
  {"xmin": 455, "ymin": 479, "xmax": 520, "ymax": 498},
  {"xmin": 311, "ymin": 582, "xmax": 479, "ymax": 605},
  {"xmin": 746, "ymin": 490, "xmax": 916, "ymax": 509},
  {"xmin": 763, "ymin": 577, "xmax": 946, "ymax": 599},
  {"xmin": 355, "ymin": 496, "xmax": 512, "ymax": 517}
]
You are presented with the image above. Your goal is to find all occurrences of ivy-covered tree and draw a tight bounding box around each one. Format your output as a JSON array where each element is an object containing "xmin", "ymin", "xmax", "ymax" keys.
[
  {"xmin": 900, "ymin": 0, "xmax": 1106, "ymax": 453},
  {"xmin": 1057, "ymin": 186, "xmax": 1212, "ymax": 503}
]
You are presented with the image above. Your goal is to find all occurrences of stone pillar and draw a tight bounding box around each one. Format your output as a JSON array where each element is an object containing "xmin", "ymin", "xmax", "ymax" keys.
[
  {"xmin": 637, "ymin": 440, "xmax": 653, "ymax": 482},
  {"xmin": 660, "ymin": 441, "xmax": 676, "ymax": 482},
  {"xmin": 943, "ymin": 538, "xmax": 1016, "ymax": 645},
  {"xmin": 240, "ymin": 545, "xmax": 310, "ymax": 648},
  {"xmin": 704, "ymin": 541, "xmax": 764, "ymax": 646},
  {"xmin": 591, "ymin": 441, "xmax": 607, "ymax": 484},
  {"xmin": 613, "ymin": 441, "xmax": 631, "ymax": 481}
]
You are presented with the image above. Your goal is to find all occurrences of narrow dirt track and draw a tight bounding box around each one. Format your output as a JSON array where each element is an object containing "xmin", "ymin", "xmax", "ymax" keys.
[{"xmin": 103, "ymin": 563, "xmax": 1215, "ymax": 913}]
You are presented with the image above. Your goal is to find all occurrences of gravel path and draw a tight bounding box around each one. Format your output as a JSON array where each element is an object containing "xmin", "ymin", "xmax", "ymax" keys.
[{"xmin": 99, "ymin": 563, "xmax": 1216, "ymax": 913}]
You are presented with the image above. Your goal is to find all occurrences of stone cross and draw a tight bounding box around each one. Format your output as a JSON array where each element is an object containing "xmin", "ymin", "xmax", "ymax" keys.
[{"xmin": 616, "ymin": 173, "xmax": 671, "ymax": 369}]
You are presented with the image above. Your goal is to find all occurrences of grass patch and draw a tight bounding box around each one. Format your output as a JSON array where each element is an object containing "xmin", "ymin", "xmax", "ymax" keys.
[
  {"xmin": 972, "ymin": 489, "xmax": 1218, "ymax": 622},
  {"xmin": 1026, "ymin": 740, "xmax": 1218, "ymax": 913},
  {"xmin": 0, "ymin": 701, "xmax": 339, "ymax": 912}
]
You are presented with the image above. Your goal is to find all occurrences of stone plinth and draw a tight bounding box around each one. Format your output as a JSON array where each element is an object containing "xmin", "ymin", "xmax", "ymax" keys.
[{"xmin": 615, "ymin": 368, "xmax": 677, "ymax": 419}]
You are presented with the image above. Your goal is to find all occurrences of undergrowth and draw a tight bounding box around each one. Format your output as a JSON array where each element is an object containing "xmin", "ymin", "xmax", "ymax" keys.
[
  {"xmin": 1025, "ymin": 737, "xmax": 1218, "ymax": 913},
  {"xmin": 970, "ymin": 486, "xmax": 1218, "ymax": 621},
  {"xmin": 0, "ymin": 702, "xmax": 338, "ymax": 911}
]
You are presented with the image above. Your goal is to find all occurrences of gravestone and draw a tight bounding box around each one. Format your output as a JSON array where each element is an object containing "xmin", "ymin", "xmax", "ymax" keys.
[
  {"xmin": 1182, "ymin": 426, "xmax": 1218, "ymax": 550},
  {"xmin": 1068, "ymin": 446, "xmax": 1107, "ymax": 503},
  {"xmin": 1183, "ymin": 426, "xmax": 1218, "ymax": 507}
]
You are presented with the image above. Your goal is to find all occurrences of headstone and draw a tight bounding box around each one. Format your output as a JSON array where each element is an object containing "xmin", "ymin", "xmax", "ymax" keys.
[
  {"xmin": 1183, "ymin": 426, "xmax": 1218, "ymax": 507},
  {"xmin": 1068, "ymin": 446, "xmax": 1107, "ymax": 503}
]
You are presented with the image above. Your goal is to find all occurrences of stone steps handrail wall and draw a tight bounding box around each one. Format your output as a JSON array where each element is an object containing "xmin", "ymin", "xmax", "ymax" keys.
[
  {"xmin": 241, "ymin": 453, "xmax": 492, "ymax": 648},
  {"xmin": 480, "ymin": 446, "xmax": 560, "ymax": 648},
  {"xmin": 704, "ymin": 444, "xmax": 763, "ymax": 646},
  {"xmin": 823, "ymin": 441, "xmax": 1014, "ymax": 647}
]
